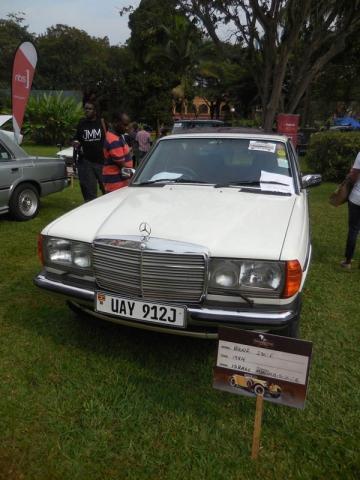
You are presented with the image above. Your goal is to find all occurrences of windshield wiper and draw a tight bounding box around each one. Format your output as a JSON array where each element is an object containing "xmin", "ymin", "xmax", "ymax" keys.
[
  {"xmin": 214, "ymin": 180, "xmax": 290, "ymax": 188},
  {"xmin": 136, "ymin": 178, "xmax": 208, "ymax": 186}
]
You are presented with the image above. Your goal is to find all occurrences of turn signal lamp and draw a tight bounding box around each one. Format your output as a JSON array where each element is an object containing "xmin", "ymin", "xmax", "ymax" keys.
[{"xmin": 282, "ymin": 260, "xmax": 302, "ymax": 298}]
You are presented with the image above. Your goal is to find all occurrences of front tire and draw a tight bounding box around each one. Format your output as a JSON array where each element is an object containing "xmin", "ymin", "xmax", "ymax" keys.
[
  {"xmin": 9, "ymin": 183, "xmax": 39, "ymax": 220},
  {"xmin": 280, "ymin": 319, "xmax": 300, "ymax": 338}
]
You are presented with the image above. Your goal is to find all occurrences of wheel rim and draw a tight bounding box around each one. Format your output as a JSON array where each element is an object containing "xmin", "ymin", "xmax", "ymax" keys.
[
  {"xmin": 254, "ymin": 385, "xmax": 265, "ymax": 395},
  {"xmin": 18, "ymin": 189, "xmax": 38, "ymax": 216}
]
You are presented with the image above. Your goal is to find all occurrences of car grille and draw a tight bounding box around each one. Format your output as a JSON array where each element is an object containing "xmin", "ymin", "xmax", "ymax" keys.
[{"xmin": 93, "ymin": 241, "xmax": 206, "ymax": 303}]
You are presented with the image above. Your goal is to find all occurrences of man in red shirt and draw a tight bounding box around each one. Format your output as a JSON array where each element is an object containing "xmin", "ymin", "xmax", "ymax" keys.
[{"xmin": 103, "ymin": 113, "xmax": 133, "ymax": 192}]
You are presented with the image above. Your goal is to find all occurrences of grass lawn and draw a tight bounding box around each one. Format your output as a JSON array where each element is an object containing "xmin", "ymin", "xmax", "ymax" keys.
[
  {"xmin": 0, "ymin": 173, "xmax": 359, "ymax": 478},
  {"xmin": 22, "ymin": 144, "xmax": 59, "ymax": 157}
]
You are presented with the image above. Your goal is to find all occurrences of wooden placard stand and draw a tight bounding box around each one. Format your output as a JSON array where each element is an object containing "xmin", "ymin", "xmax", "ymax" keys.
[{"xmin": 251, "ymin": 393, "xmax": 264, "ymax": 459}]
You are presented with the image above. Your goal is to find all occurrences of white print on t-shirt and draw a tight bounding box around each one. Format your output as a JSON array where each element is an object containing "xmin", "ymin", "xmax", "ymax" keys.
[{"xmin": 83, "ymin": 128, "xmax": 102, "ymax": 141}]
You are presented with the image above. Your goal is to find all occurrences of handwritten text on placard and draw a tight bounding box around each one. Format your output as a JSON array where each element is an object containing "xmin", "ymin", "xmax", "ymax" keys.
[{"xmin": 217, "ymin": 340, "xmax": 309, "ymax": 385}]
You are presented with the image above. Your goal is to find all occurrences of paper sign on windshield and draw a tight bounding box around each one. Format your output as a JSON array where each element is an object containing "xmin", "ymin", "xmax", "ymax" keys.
[
  {"xmin": 260, "ymin": 170, "xmax": 294, "ymax": 194},
  {"xmin": 248, "ymin": 141, "xmax": 277, "ymax": 153},
  {"xmin": 213, "ymin": 328, "xmax": 313, "ymax": 409}
]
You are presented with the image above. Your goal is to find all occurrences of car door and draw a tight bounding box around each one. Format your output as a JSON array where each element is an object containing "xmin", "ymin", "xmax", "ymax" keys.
[{"xmin": 0, "ymin": 141, "xmax": 22, "ymax": 213}]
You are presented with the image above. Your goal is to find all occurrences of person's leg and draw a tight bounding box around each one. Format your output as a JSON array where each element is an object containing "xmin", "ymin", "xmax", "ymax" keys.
[
  {"xmin": 343, "ymin": 201, "xmax": 360, "ymax": 265},
  {"xmin": 78, "ymin": 159, "xmax": 98, "ymax": 202},
  {"xmin": 138, "ymin": 150, "xmax": 146, "ymax": 163},
  {"xmin": 76, "ymin": 159, "xmax": 89, "ymax": 201},
  {"xmin": 93, "ymin": 163, "xmax": 106, "ymax": 195}
]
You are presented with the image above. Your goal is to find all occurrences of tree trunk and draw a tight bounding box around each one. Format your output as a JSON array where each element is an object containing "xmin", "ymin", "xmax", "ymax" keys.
[{"xmin": 263, "ymin": 49, "xmax": 290, "ymax": 130}]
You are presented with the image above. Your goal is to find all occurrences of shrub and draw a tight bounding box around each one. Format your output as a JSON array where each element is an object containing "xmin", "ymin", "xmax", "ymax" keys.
[
  {"xmin": 232, "ymin": 117, "xmax": 262, "ymax": 128},
  {"xmin": 23, "ymin": 92, "xmax": 83, "ymax": 145},
  {"xmin": 306, "ymin": 131, "xmax": 360, "ymax": 181}
]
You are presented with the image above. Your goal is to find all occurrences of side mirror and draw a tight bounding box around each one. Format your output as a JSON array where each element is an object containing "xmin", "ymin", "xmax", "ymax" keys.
[
  {"xmin": 121, "ymin": 167, "xmax": 136, "ymax": 179},
  {"xmin": 301, "ymin": 174, "xmax": 322, "ymax": 189}
]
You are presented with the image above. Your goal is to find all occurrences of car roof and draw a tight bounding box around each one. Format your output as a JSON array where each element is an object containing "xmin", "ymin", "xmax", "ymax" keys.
[
  {"xmin": 0, "ymin": 114, "xmax": 12, "ymax": 127},
  {"xmin": 0, "ymin": 129, "xmax": 29, "ymax": 157},
  {"xmin": 162, "ymin": 127, "xmax": 288, "ymax": 142},
  {"xmin": 174, "ymin": 119, "xmax": 224, "ymax": 123}
]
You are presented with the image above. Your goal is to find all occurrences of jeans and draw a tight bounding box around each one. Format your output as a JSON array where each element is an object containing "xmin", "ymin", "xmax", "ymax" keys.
[
  {"xmin": 344, "ymin": 200, "xmax": 360, "ymax": 262},
  {"xmin": 77, "ymin": 158, "xmax": 105, "ymax": 202}
]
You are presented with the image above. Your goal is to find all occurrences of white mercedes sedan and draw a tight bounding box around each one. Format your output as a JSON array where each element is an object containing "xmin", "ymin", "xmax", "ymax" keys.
[{"xmin": 34, "ymin": 128, "xmax": 321, "ymax": 339}]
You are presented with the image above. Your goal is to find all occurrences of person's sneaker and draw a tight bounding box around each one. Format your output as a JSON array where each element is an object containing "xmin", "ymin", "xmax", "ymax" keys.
[{"xmin": 340, "ymin": 260, "xmax": 351, "ymax": 270}]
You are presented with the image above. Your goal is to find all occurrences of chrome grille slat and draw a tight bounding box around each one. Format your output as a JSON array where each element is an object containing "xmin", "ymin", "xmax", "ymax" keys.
[{"xmin": 93, "ymin": 241, "xmax": 205, "ymax": 302}]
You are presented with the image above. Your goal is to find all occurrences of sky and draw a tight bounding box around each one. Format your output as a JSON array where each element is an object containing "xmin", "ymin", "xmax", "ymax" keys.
[{"xmin": 0, "ymin": 0, "xmax": 141, "ymax": 46}]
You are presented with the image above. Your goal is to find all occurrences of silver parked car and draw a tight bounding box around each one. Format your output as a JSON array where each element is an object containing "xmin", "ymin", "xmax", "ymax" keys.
[{"xmin": 0, "ymin": 131, "xmax": 68, "ymax": 221}]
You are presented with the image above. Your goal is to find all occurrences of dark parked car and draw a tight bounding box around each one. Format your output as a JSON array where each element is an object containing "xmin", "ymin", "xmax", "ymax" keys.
[
  {"xmin": 0, "ymin": 131, "xmax": 68, "ymax": 220},
  {"xmin": 171, "ymin": 119, "xmax": 226, "ymax": 134}
]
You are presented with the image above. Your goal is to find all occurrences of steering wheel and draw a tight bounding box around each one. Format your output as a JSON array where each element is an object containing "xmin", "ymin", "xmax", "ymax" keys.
[{"xmin": 173, "ymin": 166, "xmax": 198, "ymax": 179}]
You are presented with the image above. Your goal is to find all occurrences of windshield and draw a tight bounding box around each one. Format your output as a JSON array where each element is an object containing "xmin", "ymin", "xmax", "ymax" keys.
[{"xmin": 133, "ymin": 137, "xmax": 293, "ymax": 189}]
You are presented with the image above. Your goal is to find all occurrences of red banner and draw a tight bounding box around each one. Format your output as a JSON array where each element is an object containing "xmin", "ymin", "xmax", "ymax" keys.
[
  {"xmin": 11, "ymin": 42, "xmax": 37, "ymax": 143},
  {"xmin": 277, "ymin": 113, "xmax": 300, "ymax": 148}
]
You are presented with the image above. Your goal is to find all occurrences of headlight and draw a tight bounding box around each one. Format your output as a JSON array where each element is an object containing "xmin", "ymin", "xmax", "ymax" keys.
[
  {"xmin": 209, "ymin": 259, "xmax": 284, "ymax": 296},
  {"xmin": 211, "ymin": 260, "xmax": 239, "ymax": 288},
  {"xmin": 239, "ymin": 261, "xmax": 282, "ymax": 290},
  {"xmin": 44, "ymin": 237, "xmax": 92, "ymax": 269}
]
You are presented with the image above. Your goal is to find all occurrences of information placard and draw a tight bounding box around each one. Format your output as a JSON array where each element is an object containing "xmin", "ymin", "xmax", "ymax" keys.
[{"xmin": 213, "ymin": 328, "xmax": 313, "ymax": 409}]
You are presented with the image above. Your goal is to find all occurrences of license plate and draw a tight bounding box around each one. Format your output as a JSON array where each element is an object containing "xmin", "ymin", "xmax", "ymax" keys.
[{"xmin": 95, "ymin": 292, "xmax": 186, "ymax": 328}]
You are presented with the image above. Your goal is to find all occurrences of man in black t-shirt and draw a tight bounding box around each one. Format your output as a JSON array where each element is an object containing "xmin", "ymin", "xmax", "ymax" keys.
[{"xmin": 73, "ymin": 102, "xmax": 105, "ymax": 202}]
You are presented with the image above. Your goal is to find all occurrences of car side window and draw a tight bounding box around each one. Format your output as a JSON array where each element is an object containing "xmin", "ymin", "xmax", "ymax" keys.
[{"xmin": 0, "ymin": 142, "xmax": 12, "ymax": 161}]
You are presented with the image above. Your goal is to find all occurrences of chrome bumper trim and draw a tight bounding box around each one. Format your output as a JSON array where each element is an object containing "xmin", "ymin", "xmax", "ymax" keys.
[
  {"xmin": 34, "ymin": 273, "xmax": 297, "ymax": 326},
  {"xmin": 34, "ymin": 274, "xmax": 94, "ymax": 301},
  {"xmin": 187, "ymin": 306, "xmax": 294, "ymax": 324}
]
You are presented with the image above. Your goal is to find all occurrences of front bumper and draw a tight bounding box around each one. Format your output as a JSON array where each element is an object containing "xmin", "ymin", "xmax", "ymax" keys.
[{"xmin": 34, "ymin": 272, "xmax": 301, "ymax": 339}]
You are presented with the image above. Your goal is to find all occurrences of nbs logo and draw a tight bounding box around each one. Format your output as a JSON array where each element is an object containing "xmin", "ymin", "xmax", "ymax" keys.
[{"xmin": 15, "ymin": 69, "xmax": 30, "ymax": 89}]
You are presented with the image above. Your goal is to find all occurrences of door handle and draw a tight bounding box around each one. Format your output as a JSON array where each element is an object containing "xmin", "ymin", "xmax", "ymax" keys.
[{"xmin": 11, "ymin": 168, "xmax": 19, "ymax": 172}]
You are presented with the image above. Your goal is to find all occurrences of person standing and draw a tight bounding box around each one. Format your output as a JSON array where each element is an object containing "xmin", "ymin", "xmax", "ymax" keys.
[
  {"xmin": 103, "ymin": 113, "xmax": 133, "ymax": 192},
  {"xmin": 135, "ymin": 125, "xmax": 152, "ymax": 161},
  {"xmin": 341, "ymin": 152, "xmax": 360, "ymax": 269},
  {"xmin": 73, "ymin": 102, "xmax": 106, "ymax": 202},
  {"xmin": 128, "ymin": 122, "xmax": 140, "ymax": 167}
]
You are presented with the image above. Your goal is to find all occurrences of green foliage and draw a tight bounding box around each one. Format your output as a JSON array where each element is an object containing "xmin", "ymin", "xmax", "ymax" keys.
[
  {"xmin": 126, "ymin": 0, "xmax": 197, "ymax": 126},
  {"xmin": 195, "ymin": 43, "xmax": 256, "ymax": 119},
  {"xmin": 23, "ymin": 92, "xmax": 82, "ymax": 145},
  {"xmin": 306, "ymin": 131, "xmax": 360, "ymax": 181},
  {"xmin": 35, "ymin": 25, "xmax": 111, "ymax": 91},
  {"xmin": 0, "ymin": 14, "xmax": 34, "ymax": 89},
  {"xmin": 232, "ymin": 117, "xmax": 262, "ymax": 128}
]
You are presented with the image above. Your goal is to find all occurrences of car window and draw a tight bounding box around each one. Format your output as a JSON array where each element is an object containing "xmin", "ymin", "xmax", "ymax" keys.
[
  {"xmin": 133, "ymin": 138, "xmax": 292, "ymax": 186},
  {"xmin": 0, "ymin": 142, "xmax": 12, "ymax": 161}
]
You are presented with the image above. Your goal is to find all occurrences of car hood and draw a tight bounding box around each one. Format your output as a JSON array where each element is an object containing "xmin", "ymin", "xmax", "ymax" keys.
[
  {"xmin": 44, "ymin": 185, "xmax": 296, "ymax": 259},
  {"xmin": 56, "ymin": 146, "xmax": 73, "ymax": 158}
]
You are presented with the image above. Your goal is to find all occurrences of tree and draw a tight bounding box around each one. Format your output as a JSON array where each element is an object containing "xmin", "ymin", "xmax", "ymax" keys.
[
  {"xmin": 178, "ymin": 0, "xmax": 360, "ymax": 129},
  {"xmin": 126, "ymin": 0, "xmax": 188, "ymax": 128},
  {"xmin": 36, "ymin": 25, "xmax": 111, "ymax": 90},
  {"xmin": 194, "ymin": 42, "xmax": 257, "ymax": 119},
  {"xmin": 310, "ymin": 30, "xmax": 360, "ymax": 122},
  {"xmin": 145, "ymin": 14, "xmax": 202, "ymax": 114},
  {"xmin": 0, "ymin": 13, "xmax": 34, "ymax": 90}
]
